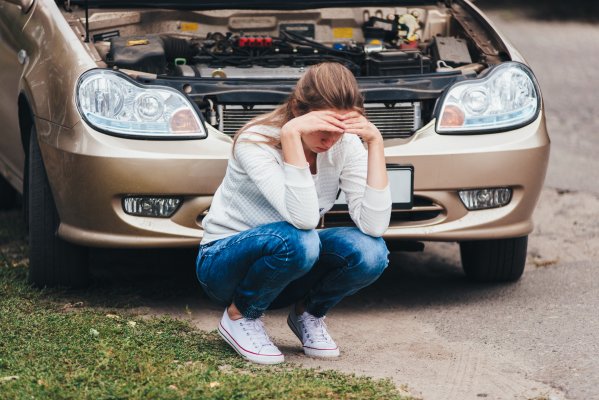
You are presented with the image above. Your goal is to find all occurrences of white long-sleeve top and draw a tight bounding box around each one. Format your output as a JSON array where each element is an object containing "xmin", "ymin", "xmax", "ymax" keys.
[{"xmin": 200, "ymin": 124, "xmax": 392, "ymax": 244}]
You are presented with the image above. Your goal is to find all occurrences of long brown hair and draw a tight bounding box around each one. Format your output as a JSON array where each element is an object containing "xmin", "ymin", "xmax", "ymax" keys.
[{"xmin": 232, "ymin": 62, "xmax": 364, "ymax": 151}]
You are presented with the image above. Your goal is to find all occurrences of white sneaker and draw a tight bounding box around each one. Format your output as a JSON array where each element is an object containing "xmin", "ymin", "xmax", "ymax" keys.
[
  {"xmin": 218, "ymin": 309, "xmax": 284, "ymax": 365},
  {"xmin": 287, "ymin": 311, "xmax": 340, "ymax": 358}
]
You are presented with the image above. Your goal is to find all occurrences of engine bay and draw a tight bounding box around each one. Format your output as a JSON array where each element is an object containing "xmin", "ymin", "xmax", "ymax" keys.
[
  {"xmin": 76, "ymin": 5, "xmax": 496, "ymax": 79},
  {"xmin": 63, "ymin": 3, "xmax": 509, "ymax": 138}
]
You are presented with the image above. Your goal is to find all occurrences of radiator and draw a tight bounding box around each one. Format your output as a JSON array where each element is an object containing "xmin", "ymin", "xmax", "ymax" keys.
[{"xmin": 217, "ymin": 102, "xmax": 422, "ymax": 139}]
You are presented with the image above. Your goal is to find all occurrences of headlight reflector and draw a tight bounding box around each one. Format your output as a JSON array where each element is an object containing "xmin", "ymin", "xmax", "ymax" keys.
[
  {"xmin": 437, "ymin": 62, "xmax": 539, "ymax": 133},
  {"xmin": 462, "ymin": 87, "xmax": 490, "ymax": 115},
  {"xmin": 77, "ymin": 69, "xmax": 206, "ymax": 139},
  {"xmin": 135, "ymin": 93, "xmax": 164, "ymax": 121}
]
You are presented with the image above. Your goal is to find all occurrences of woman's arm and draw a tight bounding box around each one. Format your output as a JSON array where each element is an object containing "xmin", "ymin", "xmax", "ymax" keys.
[
  {"xmin": 232, "ymin": 113, "xmax": 346, "ymax": 230},
  {"xmin": 341, "ymin": 112, "xmax": 388, "ymax": 189},
  {"xmin": 227, "ymin": 112, "xmax": 343, "ymax": 229},
  {"xmin": 234, "ymin": 134, "xmax": 320, "ymax": 230},
  {"xmin": 280, "ymin": 110, "xmax": 347, "ymax": 167},
  {"xmin": 338, "ymin": 113, "xmax": 392, "ymax": 237}
]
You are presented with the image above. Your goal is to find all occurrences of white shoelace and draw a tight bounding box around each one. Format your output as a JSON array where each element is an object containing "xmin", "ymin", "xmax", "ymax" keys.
[
  {"xmin": 302, "ymin": 315, "xmax": 332, "ymax": 344},
  {"xmin": 241, "ymin": 318, "xmax": 276, "ymax": 350}
]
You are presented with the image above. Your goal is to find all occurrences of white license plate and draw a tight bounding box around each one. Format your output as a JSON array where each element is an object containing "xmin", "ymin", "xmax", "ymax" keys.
[
  {"xmin": 334, "ymin": 165, "xmax": 414, "ymax": 209},
  {"xmin": 387, "ymin": 165, "xmax": 413, "ymax": 209}
]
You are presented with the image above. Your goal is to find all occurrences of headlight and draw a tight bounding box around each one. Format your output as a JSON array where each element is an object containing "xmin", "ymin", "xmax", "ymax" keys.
[
  {"xmin": 76, "ymin": 69, "xmax": 207, "ymax": 139},
  {"xmin": 436, "ymin": 62, "xmax": 540, "ymax": 134}
]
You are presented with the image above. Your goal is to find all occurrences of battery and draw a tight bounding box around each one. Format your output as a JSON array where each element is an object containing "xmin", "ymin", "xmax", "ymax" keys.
[
  {"xmin": 432, "ymin": 36, "xmax": 472, "ymax": 66},
  {"xmin": 367, "ymin": 50, "xmax": 431, "ymax": 76}
]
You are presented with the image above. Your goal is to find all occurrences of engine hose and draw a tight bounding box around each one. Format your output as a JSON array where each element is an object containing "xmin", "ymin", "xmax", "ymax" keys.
[{"xmin": 161, "ymin": 36, "xmax": 198, "ymax": 60}]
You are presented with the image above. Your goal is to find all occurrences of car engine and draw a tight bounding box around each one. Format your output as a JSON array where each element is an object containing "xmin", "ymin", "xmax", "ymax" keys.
[
  {"xmin": 95, "ymin": 7, "xmax": 475, "ymax": 79},
  {"xmin": 77, "ymin": 5, "xmax": 503, "ymax": 139}
]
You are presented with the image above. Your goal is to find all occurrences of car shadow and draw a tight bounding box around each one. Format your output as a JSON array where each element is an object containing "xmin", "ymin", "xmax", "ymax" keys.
[
  {"xmin": 0, "ymin": 207, "xmax": 521, "ymax": 313},
  {"xmin": 70, "ymin": 244, "xmax": 519, "ymax": 313},
  {"xmin": 338, "ymin": 250, "xmax": 520, "ymax": 311}
]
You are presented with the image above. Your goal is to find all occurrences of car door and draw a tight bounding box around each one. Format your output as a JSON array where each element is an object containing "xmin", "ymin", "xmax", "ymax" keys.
[{"xmin": 0, "ymin": 0, "xmax": 34, "ymax": 190}]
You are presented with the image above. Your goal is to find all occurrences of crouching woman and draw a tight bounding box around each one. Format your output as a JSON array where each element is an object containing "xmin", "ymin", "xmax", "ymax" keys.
[{"xmin": 195, "ymin": 62, "xmax": 391, "ymax": 364}]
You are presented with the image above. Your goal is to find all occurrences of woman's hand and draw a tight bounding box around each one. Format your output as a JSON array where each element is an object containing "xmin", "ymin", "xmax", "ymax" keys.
[
  {"xmin": 338, "ymin": 112, "xmax": 383, "ymax": 145},
  {"xmin": 340, "ymin": 111, "xmax": 388, "ymax": 189},
  {"xmin": 280, "ymin": 111, "xmax": 345, "ymax": 168},
  {"xmin": 280, "ymin": 111, "xmax": 348, "ymax": 168},
  {"xmin": 281, "ymin": 110, "xmax": 347, "ymax": 138}
]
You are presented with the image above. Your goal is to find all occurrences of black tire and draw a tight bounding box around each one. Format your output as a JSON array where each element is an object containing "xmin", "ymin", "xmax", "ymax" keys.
[
  {"xmin": 0, "ymin": 175, "xmax": 18, "ymax": 210},
  {"xmin": 27, "ymin": 126, "xmax": 89, "ymax": 288},
  {"xmin": 460, "ymin": 236, "xmax": 528, "ymax": 282}
]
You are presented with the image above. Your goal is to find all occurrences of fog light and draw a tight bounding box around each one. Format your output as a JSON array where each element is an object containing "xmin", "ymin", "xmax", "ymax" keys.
[
  {"xmin": 458, "ymin": 188, "xmax": 512, "ymax": 210},
  {"xmin": 122, "ymin": 196, "xmax": 182, "ymax": 217}
]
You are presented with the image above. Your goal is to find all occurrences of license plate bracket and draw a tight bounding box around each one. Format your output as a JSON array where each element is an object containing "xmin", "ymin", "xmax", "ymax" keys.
[
  {"xmin": 334, "ymin": 164, "xmax": 414, "ymax": 209},
  {"xmin": 387, "ymin": 164, "xmax": 414, "ymax": 209}
]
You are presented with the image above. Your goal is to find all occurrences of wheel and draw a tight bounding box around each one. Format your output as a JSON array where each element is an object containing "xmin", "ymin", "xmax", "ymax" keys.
[
  {"xmin": 27, "ymin": 126, "xmax": 89, "ymax": 288},
  {"xmin": 0, "ymin": 175, "xmax": 18, "ymax": 210},
  {"xmin": 460, "ymin": 236, "xmax": 528, "ymax": 282}
]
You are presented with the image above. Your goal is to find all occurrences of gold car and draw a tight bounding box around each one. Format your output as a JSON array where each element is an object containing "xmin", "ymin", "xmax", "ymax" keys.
[{"xmin": 0, "ymin": 0, "xmax": 549, "ymax": 287}]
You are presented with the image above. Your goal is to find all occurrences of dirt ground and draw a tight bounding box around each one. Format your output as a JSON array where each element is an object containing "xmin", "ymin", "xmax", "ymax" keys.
[{"xmin": 127, "ymin": 186, "xmax": 597, "ymax": 400}]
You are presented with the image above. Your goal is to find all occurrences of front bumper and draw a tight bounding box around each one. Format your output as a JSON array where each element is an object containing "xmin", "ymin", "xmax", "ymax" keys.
[{"xmin": 36, "ymin": 110, "xmax": 549, "ymax": 248}]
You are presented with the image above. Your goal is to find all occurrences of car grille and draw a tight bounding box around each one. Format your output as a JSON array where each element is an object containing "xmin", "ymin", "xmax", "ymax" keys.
[
  {"xmin": 217, "ymin": 102, "xmax": 422, "ymax": 139},
  {"xmin": 320, "ymin": 196, "xmax": 443, "ymax": 229},
  {"xmin": 364, "ymin": 102, "xmax": 422, "ymax": 139},
  {"xmin": 197, "ymin": 196, "xmax": 443, "ymax": 230},
  {"xmin": 218, "ymin": 104, "xmax": 273, "ymax": 137}
]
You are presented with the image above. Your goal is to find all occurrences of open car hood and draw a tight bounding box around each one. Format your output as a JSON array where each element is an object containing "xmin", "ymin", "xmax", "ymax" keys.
[{"xmin": 70, "ymin": 0, "xmax": 440, "ymax": 10}]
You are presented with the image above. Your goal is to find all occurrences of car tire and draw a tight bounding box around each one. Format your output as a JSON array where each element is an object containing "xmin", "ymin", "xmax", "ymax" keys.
[
  {"xmin": 0, "ymin": 175, "xmax": 18, "ymax": 210},
  {"xmin": 27, "ymin": 126, "xmax": 90, "ymax": 288},
  {"xmin": 460, "ymin": 236, "xmax": 528, "ymax": 282}
]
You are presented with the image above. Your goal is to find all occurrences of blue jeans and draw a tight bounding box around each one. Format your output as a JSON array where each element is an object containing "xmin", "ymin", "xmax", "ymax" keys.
[{"xmin": 195, "ymin": 222, "xmax": 389, "ymax": 319}]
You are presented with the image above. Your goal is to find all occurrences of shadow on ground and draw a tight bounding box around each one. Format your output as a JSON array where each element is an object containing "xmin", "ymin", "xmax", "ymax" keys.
[
  {"xmin": 79, "ymin": 243, "xmax": 513, "ymax": 315},
  {"xmin": 0, "ymin": 207, "xmax": 522, "ymax": 316}
]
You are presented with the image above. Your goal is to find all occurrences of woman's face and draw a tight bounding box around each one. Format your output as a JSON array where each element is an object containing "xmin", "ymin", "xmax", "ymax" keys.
[
  {"xmin": 302, "ymin": 130, "xmax": 344, "ymax": 153},
  {"xmin": 300, "ymin": 108, "xmax": 351, "ymax": 154}
]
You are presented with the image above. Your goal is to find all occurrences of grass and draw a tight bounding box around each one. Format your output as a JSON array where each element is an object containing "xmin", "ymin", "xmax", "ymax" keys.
[{"xmin": 0, "ymin": 210, "xmax": 412, "ymax": 400}]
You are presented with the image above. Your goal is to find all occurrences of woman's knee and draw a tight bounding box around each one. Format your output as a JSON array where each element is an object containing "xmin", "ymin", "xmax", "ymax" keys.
[
  {"xmin": 348, "ymin": 233, "xmax": 389, "ymax": 278},
  {"xmin": 283, "ymin": 227, "xmax": 321, "ymax": 272}
]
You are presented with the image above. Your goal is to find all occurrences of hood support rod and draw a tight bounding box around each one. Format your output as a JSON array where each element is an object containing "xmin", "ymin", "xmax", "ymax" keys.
[{"xmin": 84, "ymin": 0, "xmax": 89, "ymax": 42}]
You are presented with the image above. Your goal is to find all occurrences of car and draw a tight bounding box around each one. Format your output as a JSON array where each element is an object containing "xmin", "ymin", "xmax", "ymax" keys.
[{"xmin": 0, "ymin": 0, "xmax": 549, "ymax": 287}]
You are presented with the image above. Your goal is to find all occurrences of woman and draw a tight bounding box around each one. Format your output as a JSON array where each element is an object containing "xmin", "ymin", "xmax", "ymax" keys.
[{"xmin": 196, "ymin": 62, "xmax": 391, "ymax": 365}]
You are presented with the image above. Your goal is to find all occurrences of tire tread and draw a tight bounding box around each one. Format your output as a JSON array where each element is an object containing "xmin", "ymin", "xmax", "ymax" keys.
[
  {"xmin": 460, "ymin": 236, "xmax": 528, "ymax": 282},
  {"xmin": 27, "ymin": 127, "xmax": 89, "ymax": 288}
]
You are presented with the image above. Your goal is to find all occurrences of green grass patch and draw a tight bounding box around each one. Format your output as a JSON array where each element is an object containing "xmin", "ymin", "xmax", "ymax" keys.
[{"xmin": 0, "ymin": 210, "xmax": 411, "ymax": 400}]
